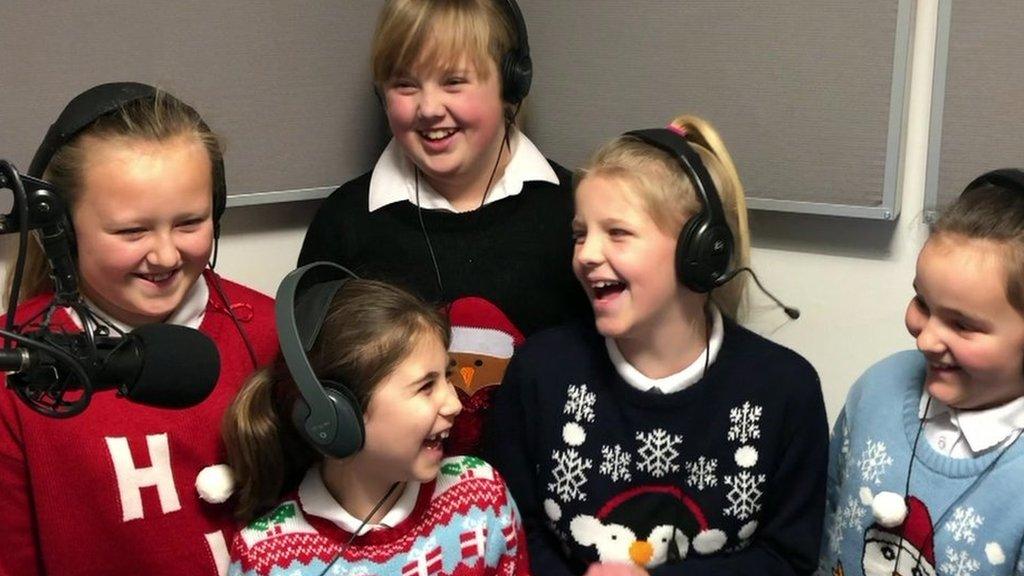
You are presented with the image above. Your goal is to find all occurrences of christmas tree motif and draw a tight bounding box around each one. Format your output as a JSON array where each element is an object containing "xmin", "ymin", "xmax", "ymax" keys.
[
  {"xmin": 635, "ymin": 428, "xmax": 683, "ymax": 477},
  {"xmin": 856, "ymin": 439, "xmax": 894, "ymax": 486},
  {"xmin": 440, "ymin": 455, "xmax": 487, "ymax": 478},
  {"xmin": 727, "ymin": 402, "xmax": 763, "ymax": 443},
  {"xmin": 723, "ymin": 470, "xmax": 766, "ymax": 520},
  {"xmin": 251, "ymin": 502, "xmax": 297, "ymax": 533},
  {"xmin": 940, "ymin": 548, "xmax": 981, "ymax": 576},
  {"xmin": 599, "ymin": 444, "xmax": 632, "ymax": 482},
  {"xmin": 549, "ymin": 448, "xmax": 593, "ymax": 502},
  {"xmin": 685, "ymin": 456, "xmax": 718, "ymax": 490},
  {"xmin": 945, "ymin": 506, "xmax": 984, "ymax": 545},
  {"xmin": 565, "ymin": 383, "xmax": 596, "ymax": 423}
]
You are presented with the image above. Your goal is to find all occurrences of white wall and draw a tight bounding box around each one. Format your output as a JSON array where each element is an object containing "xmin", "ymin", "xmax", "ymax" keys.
[{"xmin": 6, "ymin": 1, "xmax": 941, "ymax": 426}]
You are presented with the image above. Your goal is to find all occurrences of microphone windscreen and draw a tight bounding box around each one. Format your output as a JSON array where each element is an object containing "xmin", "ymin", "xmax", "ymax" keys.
[{"xmin": 127, "ymin": 324, "xmax": 221, "ymax": 408}]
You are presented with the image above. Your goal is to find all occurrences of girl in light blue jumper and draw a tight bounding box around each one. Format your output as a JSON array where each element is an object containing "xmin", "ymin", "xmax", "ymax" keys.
[{"xmin": 821, "ymin": 170, "xmax": 1024, "ymax": 576}]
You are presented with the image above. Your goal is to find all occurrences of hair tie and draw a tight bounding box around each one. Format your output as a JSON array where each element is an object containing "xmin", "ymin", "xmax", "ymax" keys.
[{"xmin": 666, "ymin": 124, "xmax": 688, "ymax": 138}]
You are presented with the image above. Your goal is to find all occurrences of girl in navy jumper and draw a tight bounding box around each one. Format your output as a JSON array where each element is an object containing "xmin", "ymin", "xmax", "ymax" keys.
[
  {"xmin": 299, "ymin": 0, "xmax": 589, "ymax": 455},
  {"xmin": 487, "ymin": 116, "xmax": 828, "ymax": 576},
  {"xmin": 224, "ymin": 277, "xmax": 528, "ymax": 576},
  {"xmin": 0, "ymin": 83, "xmax": 278, "ymax": 576},
  {"xmin": 821, "ymin": 170, "xmax": 1024, "ymax": 576}
]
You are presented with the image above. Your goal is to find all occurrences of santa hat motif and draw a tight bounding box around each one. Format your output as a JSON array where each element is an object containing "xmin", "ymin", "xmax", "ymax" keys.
[
  {"xmin": 448, "ymin": 297, "xmax": 525, "ymax": 359},
  {"xmin": 867, "ymin": 494, "xmax": 935, "ymax": 568}
]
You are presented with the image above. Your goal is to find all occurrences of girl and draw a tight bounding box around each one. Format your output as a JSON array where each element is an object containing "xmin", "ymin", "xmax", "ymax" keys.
[
  {"xmin": 298, "ymin": 0, "xmax": 590, "ymax": 455},
  {"xmin": 224, "ymin": 274, "xmax": 528, "ymax": 576},
  {"xmin": 487, "ymin": 116, "xmax": 828, "ymax": 576},
  {"xmin": 0, "ymin": 82, "xmax": 279, "ymax": 576},
  {"xmin": 820, "ymin": 170, "xmax": 1024, "ymax": 576}
]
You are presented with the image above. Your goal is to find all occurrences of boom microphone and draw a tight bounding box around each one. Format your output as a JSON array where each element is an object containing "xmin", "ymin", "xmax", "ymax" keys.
[{"xmin": 2, "ymin": 323, "xmax": 221, "ymax": 414}]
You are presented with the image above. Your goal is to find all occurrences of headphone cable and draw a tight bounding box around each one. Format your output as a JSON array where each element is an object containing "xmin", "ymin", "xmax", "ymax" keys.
[{"xmin": 316, "ymin": 480, "xmax": 403, "ymax": 576}]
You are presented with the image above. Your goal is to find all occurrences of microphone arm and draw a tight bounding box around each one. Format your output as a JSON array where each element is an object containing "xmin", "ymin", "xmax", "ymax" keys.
[{"xmin": 0, "ymin": 165, "xmax": 80, "ymax": 306}]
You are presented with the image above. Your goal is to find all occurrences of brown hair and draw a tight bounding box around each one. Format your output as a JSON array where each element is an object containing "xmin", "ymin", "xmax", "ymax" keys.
[
  {"xmin": 575, "ymin": 115, "xmax": 752, "ymax": 318},
  {"xmin": 371, "ymin": 0, "xmax": 517, "ymax": 116},
  {"xmin": 223, "ymin": 279, "xmax": 450, "ymax": 522},
  {"xmin": 3, "ymin": 89, "xmax": 222, "ymax": 302},
  {"xmin": 932, "ymin": 181, "xmax": 1024, "ymax": 314}
]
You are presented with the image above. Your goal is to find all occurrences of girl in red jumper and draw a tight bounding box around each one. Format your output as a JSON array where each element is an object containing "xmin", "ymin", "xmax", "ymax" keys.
[{"xmin": 0, "ymin": 82, "xmax": 278, "ymax": 576}]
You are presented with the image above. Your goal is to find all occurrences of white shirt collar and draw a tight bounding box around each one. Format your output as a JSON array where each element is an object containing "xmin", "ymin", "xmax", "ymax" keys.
[
  {"xmin": 68, "ymin": 273, "xmax": 209, "ymax": 332},
  {"xmin": 919, "ymin": 391, "xmax": 1024, "ymax": 454},
  {"xmin": 298, "ymin": 465, "xmax": 421, "ymax": 536},
  {"xmin": 606, "ymin": 306, "xmax": 724, "ymax": 394},
  {"xmin": 367, "ymin": 130, "xmax": 559, "ymax": 212}
]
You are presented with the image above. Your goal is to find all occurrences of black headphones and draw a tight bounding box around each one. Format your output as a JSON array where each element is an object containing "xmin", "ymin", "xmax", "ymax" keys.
[
  {"xmin": 963, "ymin": 168, "xmax": 1024, "ymax": 195},
  {"xmin": 275, "ymin": 261, "xmax": 365, "ymax": 459},
  {"xmin": 29, "ymin": 82, "xmax": 227, "ymax": 240},
  {"xmin": 499, "ymin": 0, "xmax": 532, "ymax": 105},
  {"xmin": 624, "ymin": 128, "xmax": 734, "ymax": 294}
]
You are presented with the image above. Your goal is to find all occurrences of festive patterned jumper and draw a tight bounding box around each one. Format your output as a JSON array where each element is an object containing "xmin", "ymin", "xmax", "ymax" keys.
[
  {"xmin": 0, "ymin": 272, "xmax": 279, "ymax": 576},
  {"xmin": 486, "ymin": 319, "xmax": 828, "ymax": 576},
  {"xmin": 229, "ymin": 456, "xmax": 529, "ymax": 576},
  {"xmin": 820, "ymin": 351, "xmax": 1024, "ymax": 576}
]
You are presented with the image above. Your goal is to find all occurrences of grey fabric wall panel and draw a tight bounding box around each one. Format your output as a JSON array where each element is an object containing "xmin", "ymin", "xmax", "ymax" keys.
[
  {"xmin": 0, "ymin": 1, "xmax": 387, "ymax": 206},
  {"xmin": 1, "ymin": 1, "xmax": 910, "ymax": 216},
  {"xmin": 520, "ymin": 0, "xmax": 911, "ymax": 218},
  {"xmin": 927, "ymin": 0, "xmax": 1024, "ymax": 220}
]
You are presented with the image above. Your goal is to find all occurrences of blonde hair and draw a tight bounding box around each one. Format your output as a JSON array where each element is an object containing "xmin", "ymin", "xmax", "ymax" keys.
[
  {"xmin": 575, "ymin": 115, "xmax": 751, "ymax": 318},
  {"xmin": 223, "ymin": 279, "xmax": 450, "ymax": 522},
  {"xmin": 371, "ymin": 0, "xmax": 518, "ymax": 116},
  {"xmin": 932, "ymin": 179, "xmax": 1024, "ymax": 314},
  {"xmin": 4, "ymin": 90, "xmax": 222, "ymax": 302}
]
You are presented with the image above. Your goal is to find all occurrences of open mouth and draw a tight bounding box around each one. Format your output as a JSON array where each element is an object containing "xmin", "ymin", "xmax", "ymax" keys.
[
  {"xmin": 423, "ymin": 429, "xmax": 450, "ymax": 451},
  {"xmin": 419, "ymin": 128, "xmax": 458, "ymax": 142},
  {"xmin": 591, "ymin": 280, "xmax": 627, "ymax": 300},
  {"xmin": 135, "ymin": 270, "xmax": 178, "ymax": 284}
]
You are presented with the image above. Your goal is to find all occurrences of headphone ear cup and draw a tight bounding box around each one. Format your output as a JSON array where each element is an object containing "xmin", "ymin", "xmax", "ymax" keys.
[
  {"xmin": 501, "ymin": 51, "xmax": 532, "ymax": 104},
  {"xmin": 676, "ymin": 216, "xmax": 733, "ymax": 293},
  {"xmin": 291, "ymin": 380, "xmax": 365, "ymax": 459}
]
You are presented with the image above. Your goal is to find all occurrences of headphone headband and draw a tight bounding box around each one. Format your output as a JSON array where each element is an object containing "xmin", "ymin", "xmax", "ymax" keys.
[
  {"xmin": 275, "ymin": 262, "xmax": 365, "ymax": 459},
  {"xmin": 30, "ymin": 82, "xmax": 227, "ymax": 237},
  {"xmin": 963, "ymin": 168, "xmax": 1024, "ymax": 196},
  {"xmin": 624, "ymin": 128, "xmax": 734, "ymax": 293}
]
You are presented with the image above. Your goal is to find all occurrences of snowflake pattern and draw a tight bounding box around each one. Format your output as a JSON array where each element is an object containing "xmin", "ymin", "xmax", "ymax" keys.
[
  {"xmin": 940, "ymin": 548, "xmax": 981, "ymax": 576},
  {"xmin": 826, "ymin": 513, "xmax": 845, "ymax": 554},
  {"xmin": 564, "ymin": 384, "xmax": 596, "ymax": 423},
  {"xmin": 548, "ymin": 449, "xmax": 593, "ymax": 502},
  {"xmin": 856, "ymin": 439, "xmax": 894, "ymax": 485},
  {"xmin": 635, "ymin": 428, "xmax": 683, "ymax": 477},
  {"xmin": 723, "ymin": 470, "xmax": 766, "ymax": 520},
  {"xmin": 685, "ymin": 456, "xmax": 718, "ymax": 490},
  {"xmin": 945, "ymin": 506, "xmax": 984, "ymax": 545},
  {"xmin": 599, "ymin": 444, "xmax": 632, "ymax": 482},
  {"xmin": 728, "ymin": 402, "xmax": 763, "ymax": 443}
]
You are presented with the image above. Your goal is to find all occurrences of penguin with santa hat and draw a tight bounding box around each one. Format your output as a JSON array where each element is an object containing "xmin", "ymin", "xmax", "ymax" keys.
[{"xmin": 852, "ymin": 493, "xmax": 936, "ymax": 576}]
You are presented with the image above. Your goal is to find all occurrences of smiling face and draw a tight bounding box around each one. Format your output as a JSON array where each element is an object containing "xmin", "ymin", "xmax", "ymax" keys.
[
  {"xmin": 572, "ymin": 174, "xmax": 690, "ymax": 343},
  {"xmin": 382, "ymin": 53, "xmax": 508, "ymax": 204},
  {"xmin": 71, "ymin": 134, "xmax": 214, "ymax": 326},
  {"xmin": 356, "ymin": 332, "xmax": 463, "ymax": 485},
  {"xmin": 905, "ymin": 234, "xmax": 1024, "ymax": 410}
]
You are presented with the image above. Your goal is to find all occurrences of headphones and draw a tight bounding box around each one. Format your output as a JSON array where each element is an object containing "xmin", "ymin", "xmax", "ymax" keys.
[
  {"xmin": 29, "ymin": 82, "xmax": 228, "ymax": 240},
  {"xmin": 499, "ymin": 0, "xmax": 532, "ymax": 105},
  {"xmin": 624, "ymin": 128, "xmax": 734, "ymax": 294},
  {"xmin": 275, "ymin": 261, "xmax": 365, "ymax": 459},
  {"xmin": 963, "ymin": 168, "xmax": 1024, "ymax": 195}
]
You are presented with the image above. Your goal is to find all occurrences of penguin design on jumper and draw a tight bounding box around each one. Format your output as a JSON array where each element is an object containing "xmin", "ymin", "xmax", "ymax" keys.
[{"xmin": 570, "ymin": 485, "xmax": 727, "ymax": 569}]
